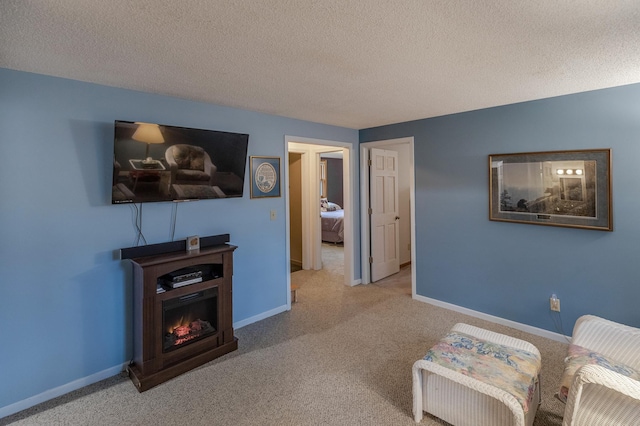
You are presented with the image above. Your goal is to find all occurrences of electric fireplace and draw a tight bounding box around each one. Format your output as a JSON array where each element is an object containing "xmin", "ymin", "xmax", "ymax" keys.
[
  {"xmin": 163, "ymin": 288, "xmax": 218, "ymax": 352},
  {"xmin": 126, "ymin": 244, "xmax": 238, "ymax": 391}
]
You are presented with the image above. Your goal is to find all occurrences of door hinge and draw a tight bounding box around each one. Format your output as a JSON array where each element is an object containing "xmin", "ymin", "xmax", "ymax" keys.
[
  {"xmin": 369, "ymin": 256, "xmax": 373, "ymax": 264},
  {"xmin": 368, "ymin": 208, "xmax": 372, "ymax": 215},
  {"xmin": 368, "ymin": 158, "xmax": 372, "ymax": 166}
]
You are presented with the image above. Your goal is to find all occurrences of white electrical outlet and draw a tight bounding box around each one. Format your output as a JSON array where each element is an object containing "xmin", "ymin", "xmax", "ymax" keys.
[{"xmin": 550, "ymin": 294, "xmax": 561, "ymax": 312}]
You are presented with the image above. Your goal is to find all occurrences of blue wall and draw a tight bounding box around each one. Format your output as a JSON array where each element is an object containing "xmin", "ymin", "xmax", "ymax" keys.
[
  {"xmin": 361, "ymin": 84, "xmax": 640, "ymax": 333},
  {"xmin": 0, "ymin": 68, "xmax": 358, "ymax": 411},
  {"xmin": 4, "ymin": 65, "xmax": 640, "ymax": 415}
]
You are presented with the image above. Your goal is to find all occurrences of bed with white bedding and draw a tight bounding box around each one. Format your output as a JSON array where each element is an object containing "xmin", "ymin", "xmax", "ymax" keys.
[
  {"xmin": 320, "ymin": 199, "xmax": 344, "ymax": 243},
  {"xmin": 321, "ymin": 209, "xmax": 344, "ymax": 243}
]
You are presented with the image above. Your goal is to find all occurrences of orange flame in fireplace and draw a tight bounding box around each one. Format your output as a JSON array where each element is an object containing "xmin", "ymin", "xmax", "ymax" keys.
[{"xmin": 167, "ymin": 315, "xmax": 194, "ymax": 335}]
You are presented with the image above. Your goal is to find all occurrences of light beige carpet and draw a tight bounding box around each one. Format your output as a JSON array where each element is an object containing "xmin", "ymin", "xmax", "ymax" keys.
[{"xmin": 1, "ymin": 244, "xmax": 568, "ymax": 425}]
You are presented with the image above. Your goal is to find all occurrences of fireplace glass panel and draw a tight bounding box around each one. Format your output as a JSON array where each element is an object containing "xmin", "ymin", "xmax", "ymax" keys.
[{"xmin": 162, "ymin": 287, "xmax": 218, "ymax": 353}]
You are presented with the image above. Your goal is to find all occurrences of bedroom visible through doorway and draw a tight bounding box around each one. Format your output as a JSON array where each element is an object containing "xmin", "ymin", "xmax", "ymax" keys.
[
  {"xmin": 286, "ymin": 137, "xmax": 353, "ymax": 290},
  {"xmin": 287, "ymin": 149, "xmax": 345, "ymax": 276}
]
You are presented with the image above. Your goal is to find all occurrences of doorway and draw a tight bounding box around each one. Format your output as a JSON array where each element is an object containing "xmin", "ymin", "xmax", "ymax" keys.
[
  {"xmin": 319, "ymin": 150, "xmax": 345, "ymax": 275},
  {"xmin": 288, "ymin": 149, "xmax": 345, "ymax": 274},
  {"xmin": 360, "ymin": 137, "xmax": 416, "ymax": 296},
  {"xmin": 285, "ymin": 136, "xmax": 355, "ymax": 300}
]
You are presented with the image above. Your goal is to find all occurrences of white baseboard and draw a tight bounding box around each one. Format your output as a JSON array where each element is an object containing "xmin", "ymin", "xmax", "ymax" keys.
[
  {"xmin": 413, "ymin": 294, "xmax": 569, "ymax": 343},
  {"xmin": 1, "ymin": 305, "xmax": 290, "ymax": 419},
  {"xmin": 0, "ymin": 363, "xmax": 127, "ymax": 419},
  {"xmin": 234, "ymin": 304, "xmax": 289, "ymax": 329},
  {"xmin": 3, "ymin": 297, "xmax": 565, "ymax": 419}
]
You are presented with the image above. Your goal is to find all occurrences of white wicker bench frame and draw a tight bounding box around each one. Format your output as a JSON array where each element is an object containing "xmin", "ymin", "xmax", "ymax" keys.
[{"xmin": 413, "ymin": 323, "xmax": 541, "ymax": 426}]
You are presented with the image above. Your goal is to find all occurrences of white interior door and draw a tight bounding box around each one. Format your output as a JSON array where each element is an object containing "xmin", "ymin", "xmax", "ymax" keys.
[{"xmin": 370, "ymin": 148, "xmax": 400, "ymax": 282}]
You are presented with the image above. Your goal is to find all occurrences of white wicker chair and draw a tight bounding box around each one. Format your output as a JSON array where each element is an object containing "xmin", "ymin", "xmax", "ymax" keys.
[{"xmin": 562, "ymin": 315, "xmax": 640, "ymax": 426}]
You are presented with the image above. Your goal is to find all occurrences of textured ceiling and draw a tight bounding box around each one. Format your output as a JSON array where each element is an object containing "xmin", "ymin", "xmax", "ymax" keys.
[{"xmin": 2, "ymin": 1, "xmax": 640, "ymax": 129}]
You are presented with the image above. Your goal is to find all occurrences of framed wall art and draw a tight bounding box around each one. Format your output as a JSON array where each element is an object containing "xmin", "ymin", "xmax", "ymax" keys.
[
  {"xmin": 489, "ymin": 149, "xmax": 612, "ymax": 231},
  {"xmin": 250, "ymin": 156, "xmax": 281, "ymax": 198}
]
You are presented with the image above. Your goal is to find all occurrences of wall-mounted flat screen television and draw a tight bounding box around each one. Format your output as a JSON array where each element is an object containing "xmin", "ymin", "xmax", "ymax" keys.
[{"xmin": 112, "ymin": 121, "xmax": 249, "ymax": 204}]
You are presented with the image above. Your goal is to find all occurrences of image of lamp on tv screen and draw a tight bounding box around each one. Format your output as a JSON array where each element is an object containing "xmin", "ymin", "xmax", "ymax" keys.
[{"xmin": 112, "ymin": 121, "xmax": 249, "ymax": 204}]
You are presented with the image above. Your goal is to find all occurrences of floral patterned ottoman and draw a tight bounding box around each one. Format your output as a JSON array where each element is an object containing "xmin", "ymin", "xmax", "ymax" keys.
[{"xmin": 412, "ymin": 323, "xmax": 542, "ymax": 426}]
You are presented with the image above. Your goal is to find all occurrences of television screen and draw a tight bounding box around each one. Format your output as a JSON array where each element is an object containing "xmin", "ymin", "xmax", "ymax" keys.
[{"xmin": 112, "ymin": 121, "xmax": 249, "ymax": 204}]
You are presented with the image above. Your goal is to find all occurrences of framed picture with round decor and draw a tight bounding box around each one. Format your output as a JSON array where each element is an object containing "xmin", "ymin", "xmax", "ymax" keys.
[{"xmin": 250, "ymin": 156, "xmax": 281, "ymax": 198}]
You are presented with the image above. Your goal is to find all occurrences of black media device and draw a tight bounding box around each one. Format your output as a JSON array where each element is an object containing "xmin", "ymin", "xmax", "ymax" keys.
[{"xmin": 164, "ymin": 268, "xmax": 204, "ymax": 288}]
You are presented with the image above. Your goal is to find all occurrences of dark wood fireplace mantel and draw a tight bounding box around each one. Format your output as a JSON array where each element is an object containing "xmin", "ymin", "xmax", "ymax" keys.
[{"xmin": 127, "ymin": 244, "xmax": 238, "ymax": 392}]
